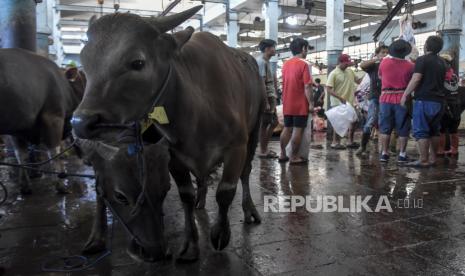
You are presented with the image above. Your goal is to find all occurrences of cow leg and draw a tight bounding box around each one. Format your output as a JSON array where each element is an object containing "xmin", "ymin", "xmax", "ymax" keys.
[
  {"xmin": 211, "ymin": 145, "xmax": 247, "ymax": 250},
  {"xmin": 47, "ymin": 146, "xmax": 68, "ymax": 194},
  {"xmin": 170, "ymin": 156, "xmax": 199, "ymax": 262},
  {"xmin": 241, "ymin": 121, "xmax": 262, "ymax": 224},
  {"xmin": 8, "ymin": 136, "xmax": 32, "ymax": 194},
  {"xmin": 195, "ymin": 177, "xmax": 207, "ymax": 209},
  {"xmin": 83, "ymin": 194, "xmax": 108, "ymax": 254},
  {"xmin": 40, "ymin": 113, "xmax": 68, "ymax": 194}
]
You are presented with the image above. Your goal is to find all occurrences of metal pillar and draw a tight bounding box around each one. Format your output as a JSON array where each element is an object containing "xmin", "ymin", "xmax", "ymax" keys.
[
  {"xmin": 264, "ymin": 0, "xmax": 279, "ymax": 74},
  {"xmin": 0, "ymin": 0, "xmax": 37, "ymax": 51},
  {"xmin": 326, "ymin": 0, "xmax": 344, "ymax": 74},
  {"xmin": 50, "ymin": 3, "xmax": 65, "ymax": 65},
  {"xmin": 226, "ymin": 11, "xmax": 238, "ymax": 48},
  {"xmin": 325, "ymin": 0, "xmax": 344, "ymax": 139},
  {"xmin": 36, "ymin": 0, "xmax": 53, "ymax": 56},
  {"xmin": 436, "ymin": 0, "xmax": 462, "ymax": 74}
]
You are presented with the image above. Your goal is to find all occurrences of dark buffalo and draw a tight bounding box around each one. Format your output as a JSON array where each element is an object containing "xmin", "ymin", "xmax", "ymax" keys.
[
  {"xmin": 72, "ymin": 6, "xmax": 265, "ymax": 262},
  {"xmin": 0, "ymin": 48, "xmax": 85, "ymax": 193}
]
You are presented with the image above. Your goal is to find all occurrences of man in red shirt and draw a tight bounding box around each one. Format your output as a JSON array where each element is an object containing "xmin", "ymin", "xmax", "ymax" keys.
[
  {"xmin": 378, "ymin": 39, "xmax": 414, "ymax": 163},
  {"xmin": 279, "ymin": 38, "xmax": 313, "ymax": 165}
]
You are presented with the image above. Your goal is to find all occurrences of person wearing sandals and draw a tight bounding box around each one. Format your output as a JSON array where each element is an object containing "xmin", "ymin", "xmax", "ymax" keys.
[
  {"xmin": 256, "ymin": 39, "xmax": 279, "ymax": 159},
  {"xmin": 279, "ymin": 38, "xmax": 314, "ymax": 165},
  {"xmin": 356, "ymin": 45, "xmax": 389, "ymax": 156},
  {"xmin": 378, "ymin": 39, "xmax": 414, "ymax": 163},
  {"xmin": 326, "ymin": 54, "xmax": 361, "ymax": 150},
  {"xmin": 401, "ymin": 36, "xmax": 447, "ymax": 167}
]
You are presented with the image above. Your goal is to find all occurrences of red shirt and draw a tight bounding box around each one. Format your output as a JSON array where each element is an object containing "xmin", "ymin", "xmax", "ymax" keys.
[
  {"xmin": 378, "ymin": 57, "xmax": 414, "ymax": 104},
  {"xmin": 282, "ymin": 57, "xmax": 313, "ymax": 115}
]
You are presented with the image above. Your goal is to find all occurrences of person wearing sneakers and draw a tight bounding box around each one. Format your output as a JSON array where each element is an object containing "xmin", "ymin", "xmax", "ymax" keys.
[
  {"xmin": 401, "ymin": 35, "xmax": 446, "ymax": 167},
  {"xmin": 378, "ymin": 39, "xmax": 414, "ymax": 163},
  {"xmin": 256, "ymin": 39, "xmax": 279, "ymax": 159},
  {"xmin": 279, "ymin": 38, "xmax": 313, "ymax": 165},
  {"xmin": 357, "ymin": 45, "xmax": 389, "ymax": 157},
  {"xmin": 326, "ymin": 54, "xmax": 360, "ymax": 150},
  {"xmin": 437, "ymin": 53, "xmax": 460, "ymax": 157}
]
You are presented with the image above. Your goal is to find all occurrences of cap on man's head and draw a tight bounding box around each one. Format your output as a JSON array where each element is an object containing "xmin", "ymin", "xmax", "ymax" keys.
[
  {"xmin": 388, "ymin": 39, "xmax": 412, "ymax": 59},
  {"xmin": 338, "ymin": 54, "xmax": 354, "ymax": 66}
]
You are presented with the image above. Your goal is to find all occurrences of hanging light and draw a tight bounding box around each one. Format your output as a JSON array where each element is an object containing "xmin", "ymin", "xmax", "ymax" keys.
[{"xmin": 97, "ymin": 0, "xmax": 104, "ymax": 16}]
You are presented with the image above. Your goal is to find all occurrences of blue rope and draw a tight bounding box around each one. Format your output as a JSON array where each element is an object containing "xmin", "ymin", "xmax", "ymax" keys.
[{"xmin": 41, "ymin": 216, "xmax": 115, "ymax": 272}]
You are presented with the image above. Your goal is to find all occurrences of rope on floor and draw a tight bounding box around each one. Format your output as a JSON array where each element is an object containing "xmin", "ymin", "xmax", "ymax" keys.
[{"xmin": 41, "ymin": 217, "xmax": 115, "ymax": 272}]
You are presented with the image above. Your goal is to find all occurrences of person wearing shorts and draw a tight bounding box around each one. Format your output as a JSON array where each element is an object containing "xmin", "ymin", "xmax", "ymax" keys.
[
  {"xmin": 279, "ymin": 38, "xmax": 313, "ymax": 165},
  {"xmin": 256, "ymin": 39, "xmax": 279, "ymax": 159},
  {"xmin": 401, "ymin": 35, "xmax": 446, "ymax": 167},
  {"xmin": 378, "ymin": 39, "xmax": 414, "ymax": 163}
]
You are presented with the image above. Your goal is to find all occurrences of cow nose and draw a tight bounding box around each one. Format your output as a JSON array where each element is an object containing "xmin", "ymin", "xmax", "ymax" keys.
[{"xmin": 71, "ymin": 113, "xmax": 100, "ymax": 139}]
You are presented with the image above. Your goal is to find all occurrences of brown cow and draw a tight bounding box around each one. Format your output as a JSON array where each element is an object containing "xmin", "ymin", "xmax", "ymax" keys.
[
  {"xmin": 72, "ymin": 6, "xmax": 265, "ymax": 262},
  {"xmin": 0, "ymin": 48, "xmax": 85, "ymax": 193}
]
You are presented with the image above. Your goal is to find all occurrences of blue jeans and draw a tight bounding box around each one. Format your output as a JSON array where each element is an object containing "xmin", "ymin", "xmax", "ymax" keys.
[
  {"xmin": 413, "ymin": 100, "xmax": 443, "ymax": 139},
  {"xmin": 363, "ymin": 98, "xmax": 379, "ymax": 134},
  {"xmin": 379, "ymin": 103, "xmax": 411, "ymax": 137}
]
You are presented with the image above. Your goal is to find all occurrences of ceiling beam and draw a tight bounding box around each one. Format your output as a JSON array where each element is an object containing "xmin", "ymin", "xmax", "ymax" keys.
[
  {"xmin": 219, "ymin": 34, "xmax": 287, "ymax": 44},
  {"xmin": 343, "ymin": 0, "xmax": 436, "ymax": 29},
  {"xmin": 312, "ymin": 0, "xmax": 387, "ymax": 16},
  {"xmin": 280, "ymin": 5, "xmax": 363, "ymax": 21},
  {"xmin": 55, "ymin": 4, "xmax": 202, "ymax": 20},
  {"xmin": 239, "ymin": 22, "xmax": 325, "ymax": 33},
  {"xmin": 59, "ymin": 19, "xmax": 89, "ymax": 27},
  {"xmin": 62, "ymin": 38, "xmax": 82, "ymax": 46}
]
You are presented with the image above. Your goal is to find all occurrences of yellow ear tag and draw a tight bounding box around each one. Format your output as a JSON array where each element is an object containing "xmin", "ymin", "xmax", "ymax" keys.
[{"xmin": 148, "ymin": 106, "xmax": 170, "ymax": 125}]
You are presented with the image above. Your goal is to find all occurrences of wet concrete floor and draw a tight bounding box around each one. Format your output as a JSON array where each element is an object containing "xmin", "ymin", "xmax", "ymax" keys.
[{"xmin": 2, "ymin": 133, "xmax": 465, "ymax": 275}]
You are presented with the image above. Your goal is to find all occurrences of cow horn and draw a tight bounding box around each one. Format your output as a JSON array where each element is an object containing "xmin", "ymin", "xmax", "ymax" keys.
[{"xmin": 148, "ymin": 5, "xmax": 203, "ymax": 33}]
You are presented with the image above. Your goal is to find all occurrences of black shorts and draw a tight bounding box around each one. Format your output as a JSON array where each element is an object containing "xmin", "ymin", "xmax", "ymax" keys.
[{"xmin": 284, "ymin": 115, "xmax": 308, "ymax": 128}]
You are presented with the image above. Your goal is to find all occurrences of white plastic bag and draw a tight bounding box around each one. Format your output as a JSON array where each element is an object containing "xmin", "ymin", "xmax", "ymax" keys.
[
  {"xmin": 286, "ymin": 115, "xmax": 312, "ymax": 159},
  {"xmin": 325, "ymin": 103, "xmax": 357, "ymax": 137}
]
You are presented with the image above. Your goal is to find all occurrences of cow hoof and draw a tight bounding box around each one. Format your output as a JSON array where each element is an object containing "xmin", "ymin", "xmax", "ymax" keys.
[
  {"xmin": 20, "ymin": 187, "xmax": 32, "ymax": 195},
  {"xmin": 82, "ymin": 239, "xmax": 106, "ymax": 255},
  {"xmin": 244, "ymin": 209, "xmax": 262, "ymax": 224},
  {"xmin": 210, "ymin": 222, "xmax": 231, "ymax": 250},
  {"xmin": 176, "ymin": 241, "xmax": 199, "ymax": 262}
]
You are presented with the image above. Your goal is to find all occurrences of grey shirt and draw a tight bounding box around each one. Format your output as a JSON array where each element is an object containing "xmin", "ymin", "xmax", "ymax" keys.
[{"xmin": 256, "ymin": 55, "xmax": 277, "ymax": 98}]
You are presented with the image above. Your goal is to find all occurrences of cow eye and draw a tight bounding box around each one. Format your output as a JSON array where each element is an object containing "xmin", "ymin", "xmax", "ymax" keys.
[
  {"xmin": 114, "ymin": 191, "xmax": 129, "ymax": 205},
  {"xmin": 131, "ymin": 60, "xmax": 145, "ymax": 71}
]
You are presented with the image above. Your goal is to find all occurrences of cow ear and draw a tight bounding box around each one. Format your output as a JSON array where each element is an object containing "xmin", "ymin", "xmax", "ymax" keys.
[
  {"xmin": 89, "ymin": 15, "xmax": 98, "ymax": 27},
  {"xmin": 172, "ymin": 27, "xmax": 195, "ymax": 49},
  {"xmin": 147, "ymin": 6, "xmax": 202, "ymax": 33}
]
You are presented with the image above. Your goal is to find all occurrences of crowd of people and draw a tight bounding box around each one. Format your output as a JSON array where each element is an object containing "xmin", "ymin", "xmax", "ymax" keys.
[{"xmin": 255, "ymin": 35, "xmax": 462, "ymax": 167}]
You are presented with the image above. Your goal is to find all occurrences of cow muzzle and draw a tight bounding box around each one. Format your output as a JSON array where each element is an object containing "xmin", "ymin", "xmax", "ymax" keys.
[
  {"xmin": 71, "ymin": 113, "xmax": 100, "ymax": 139},
  {"xmin": 127, "ymin": 239, "xmax": 171, "ymax": 262}
]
